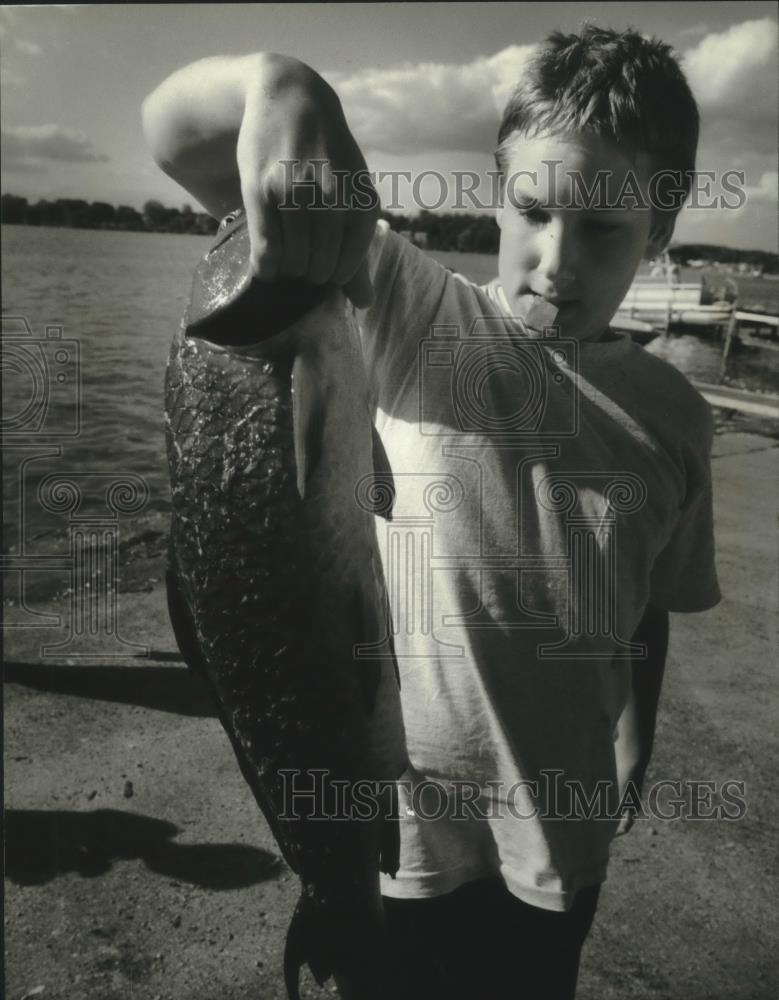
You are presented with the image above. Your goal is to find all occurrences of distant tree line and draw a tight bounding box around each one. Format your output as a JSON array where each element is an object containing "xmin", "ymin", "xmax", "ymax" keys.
[
  {"xmin": 3, "ymin": 194, "xmax": 776, "ymax": 269},
  {"xmin": 380, "ymin": 209, "xmax": 500, "ymax": 253},
  {"xmin": 0, "ymin": 194, "xmax": 219, "ymax": 235},
  {"xmin": 1, "ymin": 194, "xmax": 499, "ymax": 250},
  {"xmin": 668, "ymin": 243, "xmax": 778, "ymax": 274}
]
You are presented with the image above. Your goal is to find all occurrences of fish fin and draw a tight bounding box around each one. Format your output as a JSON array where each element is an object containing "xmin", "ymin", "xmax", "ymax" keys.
[
  {"xmin": 370, "ymin": 425, "xmax": 395, "ymax": 520},
  {"xmin": 379, "ymin": 781, "xmax": 401, "ymax": 878},
  {"xmin": 292, "ymin": 352, "xmax": 325, "ymax": 499},
  {"xmin": 352, "ymin": 588, "xmax": 382, "ymax": 714},
  {"xmin": 283, "ymin": 896, "xmax": 334, "ymax": 998},
  {"xmin": 284, "ymin": 895, "xmax": 395, "ymax": 999}
]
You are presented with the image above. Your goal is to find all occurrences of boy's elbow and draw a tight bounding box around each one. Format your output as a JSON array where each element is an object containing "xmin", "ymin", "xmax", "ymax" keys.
[
  {"xmin": 141, "ymin": 82, "xmax": 185, "ymax": 175},
  {"xmin": 141, "ymin": 68, "xmax": 204, "ymax": 176},
  {"xmin": 141, "ymin": 56, "xmax": 247, "ymax": 171}
]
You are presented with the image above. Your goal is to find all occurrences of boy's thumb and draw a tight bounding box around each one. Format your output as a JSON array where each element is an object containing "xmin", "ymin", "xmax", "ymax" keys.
[{"xmin": 343, "ymin": 260, "xmax": 374, "ymax": 310}]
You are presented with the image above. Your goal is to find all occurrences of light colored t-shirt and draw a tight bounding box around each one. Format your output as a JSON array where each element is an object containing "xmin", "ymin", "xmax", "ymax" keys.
[{"xmin": 357, "ymin": 221, "xmax": 720, "ymax": 912}]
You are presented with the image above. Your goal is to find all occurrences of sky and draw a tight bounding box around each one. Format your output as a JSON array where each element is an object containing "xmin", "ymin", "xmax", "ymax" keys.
[{"xmin": 1, "ymin": 2, "xmax": 777, "ymax": 251}]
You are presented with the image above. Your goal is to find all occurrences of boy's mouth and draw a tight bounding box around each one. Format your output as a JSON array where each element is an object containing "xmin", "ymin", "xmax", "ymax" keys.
[
  {"xmin": 524, "ymin": 290, "xmax": 576, "ymax": 308},
  {"xmin": 523, "ymin": 294, "xmax": 559, "ymax": 333},
  {"xmin": 517, "ymin": 291, "xmax": 575, "ymax": 316}
]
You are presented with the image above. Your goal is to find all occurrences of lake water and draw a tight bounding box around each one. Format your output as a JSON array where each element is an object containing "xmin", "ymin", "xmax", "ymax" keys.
[
  {"xmin": 3, "ymin": 225, "xmax": 777, "ymax": 548},
  {"xmin": 3, "ymin": 226, "xmax": 209, "ymax": 549}
]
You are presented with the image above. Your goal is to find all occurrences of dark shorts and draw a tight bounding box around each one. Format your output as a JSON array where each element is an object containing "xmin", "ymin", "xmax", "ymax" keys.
[{"xmin": 382, "ymin": 877, "xmax": 601, "ymax": 1000}]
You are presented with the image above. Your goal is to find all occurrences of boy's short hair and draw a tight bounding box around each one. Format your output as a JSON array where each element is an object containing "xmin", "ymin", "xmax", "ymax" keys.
[{"xmin": 496, "ymin": 25, "xmax": 700, "ymax": 214}]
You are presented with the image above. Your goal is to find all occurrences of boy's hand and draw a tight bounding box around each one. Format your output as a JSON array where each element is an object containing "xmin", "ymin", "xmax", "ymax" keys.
[
  {"xmin": 143, "ymin": 53, "xmax": 379, "ymax": 308},
  {"xmin": 613, "ymin": 604, "xmax": 670, "ymax": 837},
  {"xmin": 614, "ymin": 740, "xmax": 646, "ymax": 837},
  {"xmin": 237, "ymin": 57, "xmax": 378, "ymax": 307}
]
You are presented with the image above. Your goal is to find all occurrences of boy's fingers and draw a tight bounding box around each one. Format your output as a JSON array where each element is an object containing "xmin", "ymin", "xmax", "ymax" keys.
[
  {"xmin": 343, "ymin": 260, "xmax": 374, "ymax": 309},
  {"xmin": 308, "ymin": 209, "xmax": 344, "ymax": 285},
  {"xmin": 332, "ymin": 214, "xmax": 375, "ymax": 289},
  {"xmin": 279, "ymin": 205, "xmax": 311, "ymax": 278},
  {"xmin": 244, "ymin": 193, "xmax": 282, "ymax": 281}
]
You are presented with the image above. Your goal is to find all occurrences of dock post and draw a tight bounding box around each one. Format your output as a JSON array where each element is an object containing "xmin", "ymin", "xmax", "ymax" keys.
[
  {"xmin": 663, "ymin": 250, "xmax": 674, "ymax": 339},
  {"xmin": 718, "ymin": 299, "xmax": 739, "ymax": 384}
]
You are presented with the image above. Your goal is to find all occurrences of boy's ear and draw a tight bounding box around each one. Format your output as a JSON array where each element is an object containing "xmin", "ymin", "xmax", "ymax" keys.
[{"xmin": 643, "ymin": 213, "xmax": 676, "ymax": 261}]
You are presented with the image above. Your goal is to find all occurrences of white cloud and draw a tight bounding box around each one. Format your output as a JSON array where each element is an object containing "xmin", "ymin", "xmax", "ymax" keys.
[
  {"xmin": 327, "ymin": 20, "xmax": 777, "ymax": 166},
  {"xmin": 311, "ymin": 25, "xmax": 777, "ymax": 250},
  {"xmin": 745, "ymin": 171, "xmax": 778, "ymax": 205},
  {"xmin": 328, "ymin": 44, "xmax": 535, "ymax": 155},
  {"xmin": 1, "ymin": 125, "xmax": 109, "ymax": 166},
  {"xmin": 680, "ymin": 18, "xmax": 778, "ymax": 224},
  {"xmin": 0, "ymin": 10, "xmax": 43, "ymax": 55},
  {"xmin": 15, "ymin": 38, "xmax": 42, "ymax": 56},
  {"xmin": 683, "ymin": 18, "xmax": 778, "ymax": 110}
]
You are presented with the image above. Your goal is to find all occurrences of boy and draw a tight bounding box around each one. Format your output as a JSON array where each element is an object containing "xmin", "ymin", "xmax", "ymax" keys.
[{"xmin": 143, "ymin": 25, "xmax": 720, "ymax": 1000}]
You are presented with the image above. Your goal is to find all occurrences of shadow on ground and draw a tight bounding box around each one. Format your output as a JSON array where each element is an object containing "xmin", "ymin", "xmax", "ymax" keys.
[
  {"xmin": 5, "ymin": 808, "xmax": 283, "ymax": 890},
  {"xmin": 3, "ymin": 661, "xmax": 216, "ymax": 718}
]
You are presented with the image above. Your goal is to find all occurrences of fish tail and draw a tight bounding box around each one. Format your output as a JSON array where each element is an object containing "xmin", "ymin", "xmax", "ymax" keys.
[
  {"xmin": 283, "ymin": 892, "xmax": 395, "ymax": 1000},
  {"xmin": 283, "ymin": 895, "xmax": 336, "ymax": 998}
]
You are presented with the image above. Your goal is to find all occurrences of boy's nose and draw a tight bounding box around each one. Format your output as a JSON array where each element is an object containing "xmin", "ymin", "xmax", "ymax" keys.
[{"xmin": 534, "ymin": 218, "xmax": 576, "ymax": 292}]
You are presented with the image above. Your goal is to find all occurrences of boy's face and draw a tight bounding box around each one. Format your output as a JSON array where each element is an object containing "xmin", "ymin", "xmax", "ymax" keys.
[{"xmin": 496, "ymin": 131, "xmax": 675, "ymax": 342}]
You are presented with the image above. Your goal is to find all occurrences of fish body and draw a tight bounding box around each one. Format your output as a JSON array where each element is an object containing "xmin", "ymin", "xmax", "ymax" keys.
[{"xmin": 164, "ymin": 212, "xmax": 407, "ymax": 998}]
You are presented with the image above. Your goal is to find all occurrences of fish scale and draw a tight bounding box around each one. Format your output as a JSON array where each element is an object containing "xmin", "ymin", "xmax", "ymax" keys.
[{"xmin": 164, "ymin": 214, "xmax": 407, "ymax": 999}]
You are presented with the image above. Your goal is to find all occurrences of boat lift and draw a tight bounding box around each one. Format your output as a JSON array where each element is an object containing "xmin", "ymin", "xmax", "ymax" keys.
[{"xmin": 612, "ymin": 253, "xmax": 779, "ymax": 417}]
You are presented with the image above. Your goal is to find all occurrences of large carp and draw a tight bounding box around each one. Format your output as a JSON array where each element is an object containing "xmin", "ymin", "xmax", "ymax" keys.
[{"xmin": 164, "ymin": 210, "xmax": 407, "ymax": 999}]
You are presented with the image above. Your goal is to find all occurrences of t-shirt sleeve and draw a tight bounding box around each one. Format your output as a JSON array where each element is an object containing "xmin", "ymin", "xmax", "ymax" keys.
[
  {"xmin": 648, "ymin": 399, "xmax": 721, "ymax": 612},
  {"xmin": 356, "ymin": 220, "xmax": 450, "ymax": 415}
]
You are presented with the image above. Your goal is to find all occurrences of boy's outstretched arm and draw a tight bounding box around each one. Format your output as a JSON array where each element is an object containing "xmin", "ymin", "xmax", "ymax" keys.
[
  {"xmin": 614, "ymin": 604, "xmax": 670, "ymax": 835},
  {"xmin": 141, "ymin": 53, "xmax": 377, "ymax": 306}
]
